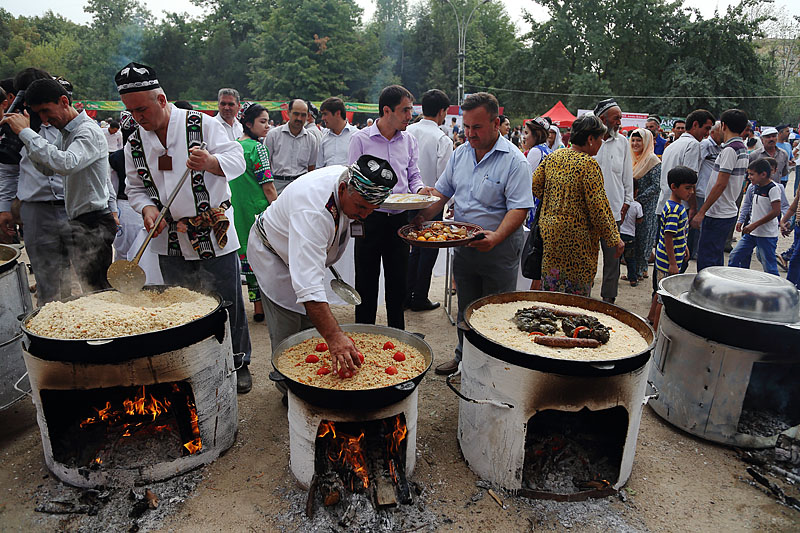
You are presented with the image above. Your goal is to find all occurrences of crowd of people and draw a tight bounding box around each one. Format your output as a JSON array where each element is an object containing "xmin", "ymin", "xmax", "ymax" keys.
[{"xmin": 0, "ymin": 62, "xmax": 797, "ymax": 395}]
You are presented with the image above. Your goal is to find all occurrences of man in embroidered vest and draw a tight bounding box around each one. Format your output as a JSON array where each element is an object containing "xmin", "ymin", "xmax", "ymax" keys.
[{"xmin": 116, "ymin": 62, "xmax": 253, "ymax": 393}]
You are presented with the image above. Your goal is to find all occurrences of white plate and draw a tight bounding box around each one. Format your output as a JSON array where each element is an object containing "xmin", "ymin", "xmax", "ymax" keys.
[{"xmin": 381, "ymin": 193, "xmax": 438, "ymax": 211}]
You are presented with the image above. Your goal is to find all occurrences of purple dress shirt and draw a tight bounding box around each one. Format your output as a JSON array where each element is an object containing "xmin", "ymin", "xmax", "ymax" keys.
[{"xmin": 348, "ymin": 121, "xmax": 424, "ymax": 213}]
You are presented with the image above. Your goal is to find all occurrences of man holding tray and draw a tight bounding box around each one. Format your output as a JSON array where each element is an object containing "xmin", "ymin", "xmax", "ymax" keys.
[{"xmin": 412, "ymin": 92, "xmax": 534, "ymax": 375}]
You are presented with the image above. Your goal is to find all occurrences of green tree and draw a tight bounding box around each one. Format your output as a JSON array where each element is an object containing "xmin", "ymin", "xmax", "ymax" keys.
[{"xmin": 248, "ymin": 0, "xmax": 375, "ymax": 100}]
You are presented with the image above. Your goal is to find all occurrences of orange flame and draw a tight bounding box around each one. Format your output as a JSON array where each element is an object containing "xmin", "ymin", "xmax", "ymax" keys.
[
  {"xmin": 77, "ymin": 384, "xmax": 203, "ymax": 457},
  {"xmin": 184, "ymin": 397, "xmax": 202, "ymax": 454},
  {"xmin": 385, "ymin": 416, "xmax": 408, "ymax": 457},
  {"xmin": 317, "ymin": 421, "xmax": 369, "ymax": 491}
]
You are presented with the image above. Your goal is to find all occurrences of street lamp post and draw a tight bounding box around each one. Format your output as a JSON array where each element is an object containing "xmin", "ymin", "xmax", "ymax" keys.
[{"xmin": 441, "ymin": 0, "xmax": 491, "ymax": 106}]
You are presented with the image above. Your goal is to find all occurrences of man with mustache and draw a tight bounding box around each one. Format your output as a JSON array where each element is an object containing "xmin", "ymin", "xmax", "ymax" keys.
[
  {"xmin": 264, "ymin": 98, "xmax": 318, "ymax": 194},
  {"xmin": 347, "ymin": 85, "xmax": 430, "ymax": 331},
  {"xmin": 247, "ymin": 156, "xmax": 398, "ymax": 385}
]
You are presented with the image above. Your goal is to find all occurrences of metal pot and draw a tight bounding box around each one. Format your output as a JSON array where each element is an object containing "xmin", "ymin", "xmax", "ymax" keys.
[
  {"xmin": 0, "ymin": 244, "xmax": 21, "ymax": 275},
  {"xmin": 463, "ymin": 291, "xmax": 655, "ymax": 377},
  {"xmin": 658, "ymin": 273, "xmax": 800, "ymax": 354},
  {"xmin": 687, "ymin": 266, "xmax": 799, "ymax": 323},
  {"xmin": 21, "ymin": 286, "xmax": 228, "ymax": 364},
  {"xmin": 270, "ymin": 324, "xmax": 433, "ymax": 410}
]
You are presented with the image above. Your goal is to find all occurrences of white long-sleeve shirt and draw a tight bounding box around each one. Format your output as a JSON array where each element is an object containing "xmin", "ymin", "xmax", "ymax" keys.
[
  {"xmin": 247, "ymin": 166, "xmax": 351, "ymax": 314},
  {"xmin": 316, "ymin": 123, "xmax": 357, "ymax": 168},
  {"xmin": 656, "ymin": 133, "xmax": 701, "ymax": 215},
  {"xmin": 594, "ymin": 131, "xmax": 633, "ymax": 221},
  {"xmin": 406, "ymin": 118, "xmax": 453, "ymax": 187},
  {"xmin": 124, "ymin": 105, "xmax": 245, "ymax": 259}
]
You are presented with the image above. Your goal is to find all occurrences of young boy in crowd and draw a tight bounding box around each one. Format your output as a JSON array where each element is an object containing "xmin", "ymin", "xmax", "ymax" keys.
[
  {"xmin": 620, "ymin": 180, "xmax": 644, "ymax": 286},
  {"xmin": 734, "ymin": 157, "xmax": 789, "ymax": 269},
  {"xmin": 728, "ymin": 158, "xmax": 781, "ymax": 275},
  {"xmin": 648, "ymin": 166, "xmax": 696, "ymax": 327},
  {"xmin": 690, "ymin": 109, "xmax": 749, "ymax": 271}
]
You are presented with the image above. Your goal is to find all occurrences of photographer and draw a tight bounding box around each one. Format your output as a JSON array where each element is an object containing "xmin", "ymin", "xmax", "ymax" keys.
[
  {"xmin": 0, "ymin": 69, "xmax": 73, "ymax": 301},
  {"xmin": 0, "ymin": 76, "xmax": 116, "ymax": 294}
]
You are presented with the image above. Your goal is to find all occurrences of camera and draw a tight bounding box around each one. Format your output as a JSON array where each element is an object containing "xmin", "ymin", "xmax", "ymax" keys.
[{"xmin": 0, "ymin": 70, "xmax": 48, "ymax": 165}]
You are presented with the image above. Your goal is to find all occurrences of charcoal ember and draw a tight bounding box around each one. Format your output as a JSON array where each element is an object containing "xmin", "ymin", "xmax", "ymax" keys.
[
  {"xmin": 514, "ymin": 307, "xmax": 559, "ymax": 334},
  {"xmin": 561, "ymin": 316, "xmax": 611, "ymax": 344}
]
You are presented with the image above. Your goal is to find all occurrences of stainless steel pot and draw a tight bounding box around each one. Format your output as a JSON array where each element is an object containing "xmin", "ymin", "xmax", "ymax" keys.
[
  {"xmin": 1, "ymin": 249, "xmax": 33, "ymax": 410},
  {"xmin": 658, "ymin": 272, "xmax": 800, "ymax": 354},
  {"xmin": 687, "ymin": 266, "xmax": 799, "ymax": 323}
]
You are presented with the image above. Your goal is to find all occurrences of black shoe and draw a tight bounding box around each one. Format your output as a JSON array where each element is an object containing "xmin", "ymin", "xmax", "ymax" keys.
[
  {"xmin": 237, "ymin": 365, "xmax": 252, "ymax": 394},
  {"xmin": 409, "ymin": 299, "xmax": 440, "ymax": 312},
  {"xmin": 253, "ymin": 313, "xmax": 265, "ymax": 322}
]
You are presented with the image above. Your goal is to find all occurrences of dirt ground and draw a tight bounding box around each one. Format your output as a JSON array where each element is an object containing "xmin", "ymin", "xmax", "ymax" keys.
[{"xmin": 1, "ymin": 241, "xmax": 799, "ymax": 532}]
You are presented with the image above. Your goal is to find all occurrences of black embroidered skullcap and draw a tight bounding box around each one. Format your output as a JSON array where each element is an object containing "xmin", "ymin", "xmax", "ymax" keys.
[
  {"xmin": 349, "ymin": 155, "xmax": 398, "ymax": 205},
  {"xmin": 115, "ymin": 62, "xmax": 160, "ymax": 95},
  {"xmin": 593, "ymin": 98, "xmax": 619, "ymax": 117},
  {"xmin": 776, "ymin": 124, "xmax": 791, "ymax": 132}
]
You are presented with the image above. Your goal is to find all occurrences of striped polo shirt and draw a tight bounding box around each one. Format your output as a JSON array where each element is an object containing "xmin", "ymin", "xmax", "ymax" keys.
[
  {"xmin": 655, "ymin": 200, "xmax": 688, "ymax": 273},
  {"xmin": 705, "ymin": 137, "xmax": 748, "ymax": 219}
]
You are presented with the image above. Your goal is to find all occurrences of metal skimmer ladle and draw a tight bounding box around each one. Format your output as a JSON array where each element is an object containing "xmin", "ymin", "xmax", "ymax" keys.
[
  {"xmin": 107, "ymin": 142, "xmax": 207, "ymax": 294},
  {"xmin": 329, "ymin": 265, "xmax": 361, "ymax": 305}
]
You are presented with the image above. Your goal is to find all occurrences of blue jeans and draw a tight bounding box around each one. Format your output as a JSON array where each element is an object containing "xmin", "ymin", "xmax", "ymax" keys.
[
  {"xmin": 787, "ymin": 226, "xmax": 800, "ymax": 288},
  {"xmin": 727, "ymin": 234, "xmax": 779, "ymax": 275},
  {"xmin": 697, "ymin": 216, "xmax": 737, "ymax": 272}
]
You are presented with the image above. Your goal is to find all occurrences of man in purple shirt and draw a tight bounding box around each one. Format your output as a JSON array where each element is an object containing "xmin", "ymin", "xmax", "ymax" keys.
[{"xmin": 348, "ymin": 85, "xmax": 429, "ymax": 330}]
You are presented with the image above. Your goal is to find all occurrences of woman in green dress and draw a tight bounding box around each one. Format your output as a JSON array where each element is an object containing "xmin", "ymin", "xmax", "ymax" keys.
[{"xmin": 233, "ymin": 103, "xmax": 277, "ymax": 321}]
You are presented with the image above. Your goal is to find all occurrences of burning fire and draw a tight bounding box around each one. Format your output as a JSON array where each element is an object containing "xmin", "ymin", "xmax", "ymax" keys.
[
  {"xmin": 317, "ymin": 421, "xmax": 370, "ymax": 491},
  {"xmin": 385, "ymin": 416, "xmax": 408, "ymax": 457},
  {"xmin": 78, "ymin": 384, "xmax": 203, "ymax": 461}
]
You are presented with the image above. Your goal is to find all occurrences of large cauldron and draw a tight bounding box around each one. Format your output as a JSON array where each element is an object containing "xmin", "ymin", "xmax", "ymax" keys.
[
  {"xmin": 463, "ymin": 291, "xmax": 655, "ymax": 376},
  {"xmin": 20, "ymin": 286, "xmax": 228, "ymax": 364},
  {"xmin": 270, "ymin": 324, "xmax": 433, "ymax": 410}
]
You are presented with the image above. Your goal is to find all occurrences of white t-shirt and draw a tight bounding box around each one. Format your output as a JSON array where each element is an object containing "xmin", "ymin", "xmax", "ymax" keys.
[
  {"xmin": 705, "ymin": 139, "xmax": 748, "ymax": 219},
  {"xmin": 620, "ymin": 200, "xmax": 643, "ymax": 237},
  {"xmin": 749, "ymin": 183, "xmax": 781, "ymax": 238}
]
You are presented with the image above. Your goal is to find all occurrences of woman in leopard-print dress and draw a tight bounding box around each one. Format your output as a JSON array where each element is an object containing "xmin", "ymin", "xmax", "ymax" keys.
[{"xmin": 532, "ymin": 115, "xmax": 623, "ymax": 297}]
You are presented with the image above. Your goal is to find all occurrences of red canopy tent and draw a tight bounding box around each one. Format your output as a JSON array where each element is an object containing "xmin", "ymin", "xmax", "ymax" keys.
[{"xmin": 542, "ymin": 101, "xmax": 577, "ymax": 128}]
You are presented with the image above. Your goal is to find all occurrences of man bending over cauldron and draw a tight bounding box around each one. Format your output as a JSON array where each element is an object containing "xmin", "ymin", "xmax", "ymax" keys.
[
  {"xmin": 115, "ymin": 62, "xmax": 253, "ymax": 393},
  {"xmin": 247, "ymin": 156, "xmax": 397, "ymax": 392}
]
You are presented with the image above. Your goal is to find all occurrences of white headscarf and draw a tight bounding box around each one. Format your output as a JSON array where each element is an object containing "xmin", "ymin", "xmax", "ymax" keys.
[
  {"xmin": 630, "ymin": 128, "xmax": 661, "ymax": 179},
  {"xmin": 547, "ymin": 125, "xmax": 563, "ymax": 151}
]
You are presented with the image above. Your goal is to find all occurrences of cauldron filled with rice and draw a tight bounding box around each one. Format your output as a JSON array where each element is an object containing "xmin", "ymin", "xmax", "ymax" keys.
[
  {"xmin": 464, "ymin": 291, "xmax": 655, "ymax": 377},
  {"xmin": 271, "ymin": 324, "xmax": 433, "ymax": 410},
  {"xmin": 21, "ymin": 286, "xmax": 227, "ymax": 363}
]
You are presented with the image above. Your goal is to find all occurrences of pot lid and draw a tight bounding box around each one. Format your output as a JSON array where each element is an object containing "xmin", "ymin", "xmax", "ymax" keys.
[{"xmin": 686, "ymin": 267, "xmax": 800, "ymax": 323}]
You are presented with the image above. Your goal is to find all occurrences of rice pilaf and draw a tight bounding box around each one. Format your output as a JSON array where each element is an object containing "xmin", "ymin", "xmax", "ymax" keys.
[
  {"xmin": 276, "ymin": 333, "xmax": 426, "ymax": 390},
  {"xmin": 26, "ymin": 287, "xmax": 217, "ymax": 339},
  {"xmin": 469, "ymin": 301, "xmax": 648, "ymax": 361}
]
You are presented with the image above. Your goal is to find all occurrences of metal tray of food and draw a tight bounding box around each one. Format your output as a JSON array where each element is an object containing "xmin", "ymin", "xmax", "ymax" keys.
[
  {"xmin": 398, "ymin": 221, "xmax": 484, "ymax": 248},
  {"xmin": 381, "ymin": 193, "xmax": 439, "ymax": 211}
]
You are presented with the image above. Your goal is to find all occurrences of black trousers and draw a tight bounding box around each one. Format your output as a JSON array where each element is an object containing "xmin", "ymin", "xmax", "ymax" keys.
[
  {"xmin": 406, "ymin": 210, "xmax": 442, "ymax": 304},
  {"xmin": 354, "ymin": 211, "xmax": 409, "ymax": 330},
  {"xmin": 67, "ymin": 209, "xmax": 116, "ymax": 293},
  {"xmin": 159, "ymin": 252, "xmax": 252, "ymax": 363}
]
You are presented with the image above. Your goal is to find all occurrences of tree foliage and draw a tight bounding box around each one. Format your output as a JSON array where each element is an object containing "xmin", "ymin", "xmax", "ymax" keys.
[{"xmin": 0, "ymin": 0, "xmax": 794, "ymax": 123}]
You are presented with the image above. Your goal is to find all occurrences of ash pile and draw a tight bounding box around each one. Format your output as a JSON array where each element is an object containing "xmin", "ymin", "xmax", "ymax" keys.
[
  {"xmin": 739, "ymin": 434, "xmax": 800, "ymax": 512},
  {"xmin": 31, "ymin": 469, "xmax": 204, "ymax": 532},
  {"xmin": 274, "ymin": 480, "xmax": 438, "ymax": 532}
]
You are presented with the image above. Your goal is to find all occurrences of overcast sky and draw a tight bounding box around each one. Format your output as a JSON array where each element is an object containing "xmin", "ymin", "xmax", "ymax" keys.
[{"xmin": 6, "ymin": 0, "xmax": 800, "ymax": 32}]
